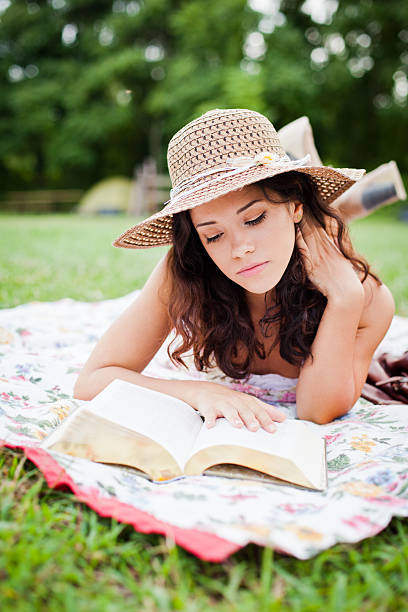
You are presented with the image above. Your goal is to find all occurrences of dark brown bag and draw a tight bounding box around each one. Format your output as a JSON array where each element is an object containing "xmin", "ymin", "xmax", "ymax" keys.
[{"xmin": 361, "ymin": 351, "xmax": 408, "ymax": 405}]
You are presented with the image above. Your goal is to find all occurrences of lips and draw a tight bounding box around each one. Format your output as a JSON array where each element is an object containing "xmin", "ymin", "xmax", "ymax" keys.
[{"xmin": 237, "ymin": 261, "xmax": 269, "ymax": 276}]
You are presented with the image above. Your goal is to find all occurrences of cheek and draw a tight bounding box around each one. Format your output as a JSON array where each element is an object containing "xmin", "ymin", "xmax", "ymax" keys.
[
  {"xmin": 265, "ymin": 216, "xmax": 296, "ymax": 259},
  {"xmin": 278, "ymin": 224, "xmax": 296, "ymax": 260},
  {"xmin": 201, "ymin": 240, "xmax": 229, "ymax": 272},
  {"xmin": 208, "ymin": 247, "xmax": 231, "ymax": 275}
]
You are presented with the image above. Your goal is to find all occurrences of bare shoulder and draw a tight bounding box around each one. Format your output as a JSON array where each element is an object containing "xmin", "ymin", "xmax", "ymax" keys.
[
  {"xmin": 140, "ymin": 250, "xmax": 172, "ymax": 301},
  {"xmin": 120, "ymin": 250, "xmax": 173, "ymax": 328},
  {"xmin": 359, "ymin": 274, "xmax": 395, "ymax": 332}
]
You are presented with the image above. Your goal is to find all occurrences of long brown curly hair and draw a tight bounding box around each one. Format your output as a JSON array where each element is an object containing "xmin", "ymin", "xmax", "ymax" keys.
[{"xmin": 166, "ymin": 171, "xmax": 381, "ymax": 379}]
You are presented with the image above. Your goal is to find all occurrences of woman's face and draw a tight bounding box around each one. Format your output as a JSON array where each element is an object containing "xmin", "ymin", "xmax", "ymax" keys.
[{"xmin": 190, "ymin": 183, "xmax": 303, "ymax": 297}]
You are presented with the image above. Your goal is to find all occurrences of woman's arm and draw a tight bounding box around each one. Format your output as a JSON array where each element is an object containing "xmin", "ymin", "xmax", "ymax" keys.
[
  {"xmin": 74, "ymin": 253, "xmax": 174, "ymax": 400},
  {"xmin": 295, "ymin": 224, "xmax": 395, "ymax": 424},
  {"xmin": 74, "ymin": 253, "xmax": 213, "ymax": 406},
  {"xmin": 74, "ymin": 253, "xmax": 286, "ymax": 432}
]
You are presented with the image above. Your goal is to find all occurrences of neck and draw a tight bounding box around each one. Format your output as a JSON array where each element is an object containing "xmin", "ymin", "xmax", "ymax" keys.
[{"xmin": 245, "ymin": 288, "xmax": 277, "ymax": 318}]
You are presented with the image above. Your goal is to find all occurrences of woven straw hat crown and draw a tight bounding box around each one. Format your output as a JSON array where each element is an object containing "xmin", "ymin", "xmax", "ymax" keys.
[{"xmin": 167, "ymin": 108, "xmax": 285, "ymax": 190}]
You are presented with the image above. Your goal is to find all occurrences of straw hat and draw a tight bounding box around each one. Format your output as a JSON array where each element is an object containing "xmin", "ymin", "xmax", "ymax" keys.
[{"xmin": 113, "ymin": 108, "xmax": 365, "ymax": 249}]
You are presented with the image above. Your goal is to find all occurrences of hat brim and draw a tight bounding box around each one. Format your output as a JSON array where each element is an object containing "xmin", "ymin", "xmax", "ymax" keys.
[{"xmin": 113, "ymin": 164, "xmax": 365, "ymax": 249}]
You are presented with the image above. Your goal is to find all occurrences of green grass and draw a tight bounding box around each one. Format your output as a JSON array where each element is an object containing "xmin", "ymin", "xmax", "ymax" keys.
[
  {"xmin": 0, "ymin": 213, "xmax": 168, "ymax": 306},
  {"xmin": 349, "ymin": 208, "xmax": 408, "ymax": 316},
  {"xmin": 1, "ymin": 209, "xmax": 408, "ymax": 611},
  {"xmin": 1, "ymin": 449, "xmax": 408, "ymax": 611},
  {"xmin": 0, "ymin": 208, "xmax": 407, "ymax": 313}
]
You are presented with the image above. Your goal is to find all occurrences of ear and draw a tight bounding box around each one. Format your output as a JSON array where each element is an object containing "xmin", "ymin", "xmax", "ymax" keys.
[{"xmin": 292, "ymin": 201, "xmax": 303, "ymax": 223}]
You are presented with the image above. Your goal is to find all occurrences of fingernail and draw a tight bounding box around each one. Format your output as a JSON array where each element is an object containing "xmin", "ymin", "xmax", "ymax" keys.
[
  {"xmin": 267, "ymin": 424, "xmax": 276, "ymax": 432},
  {"xmin": 249, "ymin": 422, "xmax": 259, "ymax": 431},
  {"xmin": 234, "ymin": 420, "xmax": 243, "ymax": 427}
]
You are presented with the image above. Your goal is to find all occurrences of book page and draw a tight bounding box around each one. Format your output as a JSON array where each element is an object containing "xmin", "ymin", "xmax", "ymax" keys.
[
  {"xmin": 203, "ymin": 464, "xmax": 317, "ymax": 488},
  {"xmin": 82, "ymin": 379, "xmax": 204, "ymax": 471},
  {"xmin": 187, "ymin": 418, "xmax": 325, "ymax": 488}
]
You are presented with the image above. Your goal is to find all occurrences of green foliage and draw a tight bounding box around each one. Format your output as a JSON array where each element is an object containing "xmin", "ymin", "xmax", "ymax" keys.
[
  {"xmin": 0, "ymin": 0, "xmax": 407, "ymax": 198},
  {"xmin": 0, "ymin": 0, "xmax": 163, "ymax": 187}
]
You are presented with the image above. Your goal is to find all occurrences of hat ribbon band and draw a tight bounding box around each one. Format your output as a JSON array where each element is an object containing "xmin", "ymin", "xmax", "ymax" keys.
[{"xmin": 166, "ymin": 153, "xmax": 311, "ymax": 208}]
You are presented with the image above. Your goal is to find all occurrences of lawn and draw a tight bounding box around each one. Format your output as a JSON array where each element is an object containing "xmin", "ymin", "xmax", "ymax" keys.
[{"xmin": 1, "ymin": 208, "xmax": 408, "ymax": 611}]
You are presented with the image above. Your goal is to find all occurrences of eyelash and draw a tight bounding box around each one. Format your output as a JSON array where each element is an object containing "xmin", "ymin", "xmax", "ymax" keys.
[{"xmin": 206, "ymin": 211, "xmax": 267, "ymax": 244}]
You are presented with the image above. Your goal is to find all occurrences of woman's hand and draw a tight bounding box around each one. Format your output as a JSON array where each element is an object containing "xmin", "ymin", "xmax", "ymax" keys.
[
  {"xmin": 296, "ymin": 220, "xmax": 364, "ymax": 303},
  {"xmin": 193, "ymin": 381, "xmax": 286, "ymax": 432}
]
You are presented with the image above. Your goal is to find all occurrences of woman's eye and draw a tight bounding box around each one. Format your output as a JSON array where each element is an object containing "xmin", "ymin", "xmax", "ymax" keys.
[
  {"xmin": 206, "ymin": 233, "xmax": 222, "ymax": 244},
  {"xmin": 246, "ymin": 211, "xmax": 266, "ymax": 226},
  {"xmin": 205, "ymin": 212, "xmax": 266, "ymax": 243}
]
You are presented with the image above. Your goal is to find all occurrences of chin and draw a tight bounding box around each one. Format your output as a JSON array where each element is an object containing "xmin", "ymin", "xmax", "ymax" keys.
[{"xmin": 236, "ymin": 273, "xmax": 285, "ymax": 295}]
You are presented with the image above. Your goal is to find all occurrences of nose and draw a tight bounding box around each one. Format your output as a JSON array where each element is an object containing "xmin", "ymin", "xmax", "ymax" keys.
[{"xmin": 231, "ymin": 232, "xmax": 255, "ymax": 259}]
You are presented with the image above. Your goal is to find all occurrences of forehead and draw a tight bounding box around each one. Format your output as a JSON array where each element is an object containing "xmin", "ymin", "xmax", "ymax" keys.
[{"xmin": 190, "ymin": 183, "xmax": 265, "ymax": 224}]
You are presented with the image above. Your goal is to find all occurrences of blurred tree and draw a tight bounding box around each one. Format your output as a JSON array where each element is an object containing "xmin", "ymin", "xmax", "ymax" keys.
[
  {"xmin": 0, "ymin": 0, "xmax": 176, "ymax": 188},
  {"xmin": 148, "ymin": 0, "xmax": 408, "ymax": 173},
  {"xmin": 0, "ymin": 0, "xmax": 407, "ymax": 191},
  {"xmin": 280, "ymin": 0, "xmax": 408, "ymax": 170}
]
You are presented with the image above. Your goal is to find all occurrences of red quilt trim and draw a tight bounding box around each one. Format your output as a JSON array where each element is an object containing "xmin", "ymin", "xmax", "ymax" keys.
[{"xmin": 1, "ymin": 440, "xmax": 242, "ymax": 562}]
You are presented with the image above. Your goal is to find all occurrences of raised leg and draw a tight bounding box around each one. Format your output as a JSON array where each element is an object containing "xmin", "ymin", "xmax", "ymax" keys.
[
  {"xmin": 278, "ymin": 118, "xmax": 407, "ymax": 222},
  {"xmin": 332, "ymin": 161, "xmax": 406, "ymax": 222}
]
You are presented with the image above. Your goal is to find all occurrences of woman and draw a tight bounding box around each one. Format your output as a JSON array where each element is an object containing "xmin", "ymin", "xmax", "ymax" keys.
[{"xmin": 74, "ymin": 108, "xmax": 395, "ymax": 432}]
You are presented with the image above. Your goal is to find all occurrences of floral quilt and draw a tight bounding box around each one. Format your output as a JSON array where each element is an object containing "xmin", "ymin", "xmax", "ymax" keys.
[{"xmin": 1, "ymin": 290, "xmax": 408, "ymax": 561}]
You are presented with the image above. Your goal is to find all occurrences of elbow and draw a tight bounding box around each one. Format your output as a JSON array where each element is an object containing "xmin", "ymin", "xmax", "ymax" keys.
[
  {"xmin": 73, "ymin": 369, "xmax": 95, "ymax": 401},
  {"xmin": 73, "ymin": 364, "xmax": 138, "ymax": 402},
  {"xmin": 297, "ymin": 410, "xmax": 334, "ymax": 425},
  {"xmin": 297, "ymin": 396, "xmax": 354, "ymax": 425},
  {"xmin": 303, "ymin": 412, "xmax": 344, "ymax": 426},
  {"xmin": 73, "ymin": 377, "xmax": 88, "ymax": 401}
]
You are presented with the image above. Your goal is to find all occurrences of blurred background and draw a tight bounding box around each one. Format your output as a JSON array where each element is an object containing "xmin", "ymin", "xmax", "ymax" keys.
[{"xmin": 0, "ymin": 0, "xmax": 407, "ymax": 213}]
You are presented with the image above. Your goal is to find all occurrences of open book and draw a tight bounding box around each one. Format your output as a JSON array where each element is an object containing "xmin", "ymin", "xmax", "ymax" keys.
[{"xmin": 42, "ymin": 379, "xmax": 327, "ymax": 490}]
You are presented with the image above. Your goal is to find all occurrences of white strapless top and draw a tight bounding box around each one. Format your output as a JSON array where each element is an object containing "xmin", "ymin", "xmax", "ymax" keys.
[
  {"xmin": 145, "ymin": 343, "xmax": 299, "ymax": 405},
  {"xmin": 228, "ymin": 372, "xmax": 298, "ymax": 405}
]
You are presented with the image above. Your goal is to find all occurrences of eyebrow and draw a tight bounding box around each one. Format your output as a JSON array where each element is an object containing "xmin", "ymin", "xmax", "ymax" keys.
[{"xmin": 195, "ymin": 200, "xmax": 262, "ymax": 228}]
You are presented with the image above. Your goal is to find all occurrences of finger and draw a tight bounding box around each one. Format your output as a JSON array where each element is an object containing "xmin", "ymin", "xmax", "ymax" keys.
[
  {"xmin": 310, "ymin": 222, "xmax": 340, "ymax": 247},
  {"xmin": 213, "ymin": 404, "xmax": 245, "ymax": 429},
  {"xmin": 251, "ymin": 407, "xmax": 277, "ymax": 433},
  {"xmin": 296, "ymin": 230, "xmax": 313, "ymax": 268},
  {"xmin": 298, "ymin": 216, "xmax": 310, "ymax": 231},
  {"xmin": 264, "ymin": 404, "xmax": 287, "ymax": 422},
  {"xmin": 236, "ymin": 405, "xmax": 261, "ymax": 431},
  {"xmin": 205, "ymin": 418, "xmax": 216, "ymax": 429},
  {"xmin": 296, "ymin": 227, "xmax": 308, "ymax": 249},
  {"xmin": 326, "ymin": 217, "xmax": 341, "ymax": 246},
  {"xmin": 298, "ymin": 218, "xmax": 315, "ymax": 240},
  {"xmin": 320, "ymin": 228, "xmax": 342, "ymax": 253},
  {"xmin": 300, "ymin": 224, "xmax": 320, "ymax": 250},
  {"xmin": 309, "ymin": 227, "xmax": 343, "ymax": 258},
  {"xmin": 299, "ymin": 225, "xmax": 330, "ymax": 260},
  {"xmin": 198, "ymin": 407, "xmax": 217, "ymax": 428},
  {"xmin": 313, "ymin": 224, "xmax": 335, "ymax": 245}
]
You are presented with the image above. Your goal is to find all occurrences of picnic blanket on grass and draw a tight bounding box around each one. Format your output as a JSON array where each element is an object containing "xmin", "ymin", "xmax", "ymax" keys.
[{"xmin": 1, "ymin": 290, "xmax": 408, "ymax": 561}]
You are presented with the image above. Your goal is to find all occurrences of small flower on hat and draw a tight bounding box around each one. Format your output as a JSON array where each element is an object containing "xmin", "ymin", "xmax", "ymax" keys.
[
  {"xmin": 253, "ymin": 151, "xmax": 291, "ymax": 166},
  {"xmin": 225, "ymin": 151, "xmax": 292, "ymax": 169}
]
